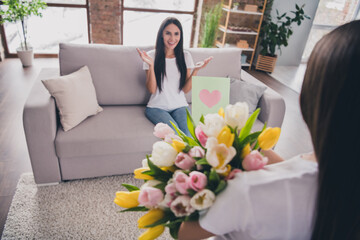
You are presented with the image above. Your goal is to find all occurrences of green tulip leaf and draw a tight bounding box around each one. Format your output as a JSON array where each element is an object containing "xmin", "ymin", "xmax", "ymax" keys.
[
  {"xmin": 121, "ymin": 184, "xmax": 139, "ymax": 192},
  {"xmin": 119, "ymin": 206, "xmax": 148, "ymax": 212},
  {"xmin": 238, "ymin": 108, "xmax": 260, "ymax": 142},
  {"xmin": 214, "ymin": 180, "xmax": 227, "ymax": 194},
  {"xmin": 196, "ymin": 158, "xmax": 209, "ymax": 165}
]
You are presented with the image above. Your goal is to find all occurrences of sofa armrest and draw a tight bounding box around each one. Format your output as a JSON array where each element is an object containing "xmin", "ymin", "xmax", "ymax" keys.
[
  {"xmin": 23, "ymin": 68, "xmax": 61, "ymax": 184},
  {"xmin": 240, "ymin": 70, "xmax": 285, "ymax": 128},
  {"xmin": 257, "ymin": 90, "xmax": 286, "ymax": 128}
]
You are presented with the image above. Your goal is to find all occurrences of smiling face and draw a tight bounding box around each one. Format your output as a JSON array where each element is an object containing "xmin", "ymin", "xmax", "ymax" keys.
[{"xmin": 162, "ymin": 23, "xmax": 181, "ymax": 52}]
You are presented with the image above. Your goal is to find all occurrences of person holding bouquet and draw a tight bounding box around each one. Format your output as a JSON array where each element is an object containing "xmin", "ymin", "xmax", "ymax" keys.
[
  {"xmin": 178, "ymin": 20, "xmax": 360, "ymax": 240},
  {"xmin": 137, "ymin": 17, "xmax": 212, "ymax": 136}
]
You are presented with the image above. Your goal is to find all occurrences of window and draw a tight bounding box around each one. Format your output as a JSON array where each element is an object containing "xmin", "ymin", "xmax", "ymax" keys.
[
  {"xmin": 302, "ymin": 0, "xmax": 360, "ymax": 61},
  {"xmin": 121, "ymin": 0, "xmax": 198, "ymax": 47},
  {"xmin": 1, "ymin": 0, "xmax": 89, "ymax": 56}
]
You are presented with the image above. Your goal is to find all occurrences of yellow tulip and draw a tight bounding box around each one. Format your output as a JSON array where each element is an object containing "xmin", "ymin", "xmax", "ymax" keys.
[
  {"xmin": 218, "ymin": 107, "xmax": 225, "ymax": 118},
  {"xmin": 161, "ymin": 166, "xmax": 176, "ymax": 172},
  {"xmin": 241, "ymin": 143, "xmax": 251, "ymax": 159},
  {"xmin": 172, "ymin": 139, "xmax": 186, "ymax": 152},
  {"xmin": 134, "ymin": 168, "xmax": 154, "ymax": 180},
  {"xmin": 219, "ymin": 164, "xmax": 232, "ymax": 177},
  {"xmin": 258, "ymin": 127, "xmax": 281, "ymax": 150},
  {"xmin": 114, "ymin": 190, "xmax": 140, "ymax": 208},
  {"xmin": 138, "ymin": 209, "xmax": 165, "ymax": 228},
  {"xmin": 138, "ymin": 225, "xmax": 165, "ymax": 240},
  {"xmin": 217, "ymin": 126, "xmax": 235, "ymax": 147}
]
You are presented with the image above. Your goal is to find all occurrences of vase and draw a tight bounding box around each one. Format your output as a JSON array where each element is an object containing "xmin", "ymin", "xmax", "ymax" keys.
[
  {"xmin": 255, "ymin": 54, "xmax": 277, "ymax": 73},
  {"xmin": 16, "ymin": 47, "xmax": 34, "ymax": 67}
]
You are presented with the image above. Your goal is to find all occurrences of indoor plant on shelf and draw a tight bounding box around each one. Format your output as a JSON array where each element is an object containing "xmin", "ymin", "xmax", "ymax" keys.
[
  {"xmin": 200, "ymin": 3, "xmax": 222, "ymax": 48},
  {"xmin": 0, "ymin": 0, "xmax": 47, "ymax": 67},
  {"xmin": 256, "ymin": 4, "xmax": 310, "ymax": 73}
]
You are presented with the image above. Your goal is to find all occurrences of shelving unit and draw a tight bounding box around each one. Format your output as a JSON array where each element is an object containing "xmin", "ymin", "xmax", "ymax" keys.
[{"xmin": 216, "ymin": 0, "xmax": 267, "ymax": 69}]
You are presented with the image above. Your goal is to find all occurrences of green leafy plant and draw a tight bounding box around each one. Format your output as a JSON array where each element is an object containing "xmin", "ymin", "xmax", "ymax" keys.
[
  {"xmin": 259, "ymin": 4, "xmax": 310, "ymax": 57},
  {"xmin": 200, "ymin": 3, "xmax": 222, "ymax": 48},
  {"xmin": 0, "ymin": 0, "xmax": 47, "ymax": 50}
]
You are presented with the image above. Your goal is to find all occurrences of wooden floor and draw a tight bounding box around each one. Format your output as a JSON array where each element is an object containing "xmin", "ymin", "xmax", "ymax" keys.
[{"xmin": 0, "ymin": 58, "xmax": 313, "ymax": 237}]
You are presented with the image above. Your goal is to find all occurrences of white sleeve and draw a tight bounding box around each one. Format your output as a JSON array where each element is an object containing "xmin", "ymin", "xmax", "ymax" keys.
[
  {"xmin": 184, "ymin": 51, "xmax": 195, "ymax": 69},
  {"xmin": 143, "ymin": 50, "xmax": 155, "ymax": 70},
  {"xmin": 199, "ymin": 174, "xmax": 253, "ymax": 236}
]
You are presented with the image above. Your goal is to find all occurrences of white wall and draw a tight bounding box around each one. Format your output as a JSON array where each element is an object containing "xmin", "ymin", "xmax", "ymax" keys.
[{"xmin": 271, "ymin": 0, "xmax": 319, "ymax": 66}]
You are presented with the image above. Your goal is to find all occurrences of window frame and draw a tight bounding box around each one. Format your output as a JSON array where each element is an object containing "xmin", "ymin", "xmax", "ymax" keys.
[
  {"xmin": 0, "ymin": 0, "xmax": 90, "ymax": 58},
  {"xmin": 120, "ymin": 0, "xmax": 199, "ymax": 47},
  {"xmin": 302, "ymin": 0, "xmax": 360, "ymax": 62}
]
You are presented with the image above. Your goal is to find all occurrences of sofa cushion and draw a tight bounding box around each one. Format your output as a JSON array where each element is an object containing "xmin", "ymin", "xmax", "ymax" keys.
[
  {"xmin": 229, "ymin": 77, "xmax": 267, "ymax": 113},
  {"xmin": 59, "ymin": 43, "xmax": 153, "ymax": 106},
  {"xmin": 55, "ymin": 106, "xmax": 158, "ymax": 158},
  {"xmin": 41, "ymin": 66, "xmax": 103, "ymax": 131}
]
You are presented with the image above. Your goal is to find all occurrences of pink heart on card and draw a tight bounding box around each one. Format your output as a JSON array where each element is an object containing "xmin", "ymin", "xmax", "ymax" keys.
[{"xmin": 199, "ymin": 89, "xmax": 221, "ymax": 108}]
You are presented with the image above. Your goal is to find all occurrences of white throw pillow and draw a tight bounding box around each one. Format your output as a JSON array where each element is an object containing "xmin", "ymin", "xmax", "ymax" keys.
[{"xmin": 42, "ymin": 66, "xmax": 103, "ymax": 131}]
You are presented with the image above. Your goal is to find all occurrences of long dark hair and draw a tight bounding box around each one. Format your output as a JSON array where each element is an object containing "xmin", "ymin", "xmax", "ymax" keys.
[
  {"xmin": 300, "ymin": 20, "xmax": 360, "ymax": 239},
  {"xmin": 154, "ymin": 17, "xmax": 187, "ymax": 92}
]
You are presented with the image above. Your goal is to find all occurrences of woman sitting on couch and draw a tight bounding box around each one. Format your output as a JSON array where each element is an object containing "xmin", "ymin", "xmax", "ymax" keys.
[{"xmin": 137, "ymin": 17, "xmax": 212, "ymax": 136}]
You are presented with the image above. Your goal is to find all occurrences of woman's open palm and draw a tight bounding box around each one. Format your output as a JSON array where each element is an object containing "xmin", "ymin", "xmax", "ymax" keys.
[
  {"xmin": 195, "ymin": 56, "xmax": 213, "ymax": 71},
  {"xmin": 136, "ymin": 48, "xmax": 154, "ymax": 67}
]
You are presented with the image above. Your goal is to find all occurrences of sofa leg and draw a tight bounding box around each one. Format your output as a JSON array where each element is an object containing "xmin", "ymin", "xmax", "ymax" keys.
[{"xmin": 36, "ymin": 182, "xmax": 60, "ymax": 187}]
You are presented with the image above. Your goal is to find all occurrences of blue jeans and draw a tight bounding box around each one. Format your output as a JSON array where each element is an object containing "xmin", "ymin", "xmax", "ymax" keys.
[{"xmin": 145, "ymin": 107, "xmax": 191, "ymax": 136}]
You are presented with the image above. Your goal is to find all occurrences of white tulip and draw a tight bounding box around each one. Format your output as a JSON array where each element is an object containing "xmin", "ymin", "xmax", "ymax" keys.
[
  {"xmin": 206, "ymin": 137, "xmax": 236, "ymax": 174},
  {"xmin": 190, "ymin": 189, "xmax": 216, "ymax": 210},
  {"xmin": 142, "ymin": 158, "xmax": 149, "ymax": 168},
  {"xmin": 151, "ymin": 141, "xmax": 178, "ymax": 167},
  {"xmin": 140, "ymin": 179, "xmax": 162, "ymax": 190},
  {"xmin": 225, "ymin": 102, "xmax": 249, "ymax": 130},
  {"xmin": 170, "ymin": 195, "xmax": 195, "ymax": 217},
  {"xmin": 199, "ymin": 113, "xmax": 226, "ymax": 138}
]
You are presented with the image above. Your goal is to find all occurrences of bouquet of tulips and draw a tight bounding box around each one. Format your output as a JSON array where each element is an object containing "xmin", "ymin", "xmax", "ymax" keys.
[{"xmin": 114, "ymin": 102, "xmax": 281, "ymax": 240}]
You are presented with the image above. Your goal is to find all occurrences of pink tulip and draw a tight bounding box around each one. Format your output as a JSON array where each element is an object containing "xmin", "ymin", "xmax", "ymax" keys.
[
  {"xmin": 165, "ymin": 182, "xmax": 177, "ymax": 196},
  {"xmin": 195, "ymin": 126, "xmax": 208, "ymax": 147},
  {"xmin": 242, "ymin": 150, "xmax": 268, "ymax": 171},
  {"xmin": 188, "ymin": 146, "xmax": 205, "ymax": 158},
  {"xmin": 138, "ymin": 187, "xmax": 164, "ymax": 208},
  {"xmin": 175, "ymin": 152, "xmax": 196, "ymax": 170},
  {"xmin": 153, "ymin": 123, "xmax": 174, "ymax": 139},
  {"xmin": 226, "ymin": 169, "xmax": 242, "ymax": 180},
  {"xmin": 164, "ymin": 133, "xmax": 182, "ymax": 143},
  {"xmin": 173, "ymin": 171, "xmax": 190, "ymax": 195},
  {"xmin": 189, "ymin": 171, "xmax": 207, "ymax": 191}
]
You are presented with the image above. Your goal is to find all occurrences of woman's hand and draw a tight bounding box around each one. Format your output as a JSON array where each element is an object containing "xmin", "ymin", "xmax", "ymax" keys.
[
  {"xmin": 137, "ymin": 48, "xmax": 154, "ymax": 68},
  {"xmin": 194, "ymin": 56, "xmax": 213, "ymax": 71}
]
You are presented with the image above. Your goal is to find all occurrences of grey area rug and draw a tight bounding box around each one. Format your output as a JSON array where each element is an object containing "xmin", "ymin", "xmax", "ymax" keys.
[{"xmin": 2, "ymin": 173, "xmax": 172, "ymax": 240}]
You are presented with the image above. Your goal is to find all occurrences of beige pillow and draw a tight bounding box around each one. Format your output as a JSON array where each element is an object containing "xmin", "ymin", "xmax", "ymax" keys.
[{"xmin": 42, "ymin": 66, "xmax": 103, "ymax": 131}]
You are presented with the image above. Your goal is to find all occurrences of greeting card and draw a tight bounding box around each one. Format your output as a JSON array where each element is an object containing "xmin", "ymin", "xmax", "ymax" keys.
[{"xmin": 191, "ymin": 76, "xmax": 230, "ymax": 123}]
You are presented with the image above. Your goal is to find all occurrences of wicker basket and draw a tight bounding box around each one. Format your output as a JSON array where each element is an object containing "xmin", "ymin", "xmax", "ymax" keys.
[{"xmin": 255, "ymin": 55, "xmax": 277, "ymax": 73}]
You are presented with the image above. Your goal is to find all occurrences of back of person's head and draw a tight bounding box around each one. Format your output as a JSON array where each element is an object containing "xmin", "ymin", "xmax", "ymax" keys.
[{"xmin": 300, "ymin": 20, "xmax": 360, "ymax": 239}]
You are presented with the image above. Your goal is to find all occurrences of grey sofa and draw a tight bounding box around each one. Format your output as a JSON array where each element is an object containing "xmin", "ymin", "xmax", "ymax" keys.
[{"xmin": 23, "ymin": 43, "xmax": 285, "ymax": 184}]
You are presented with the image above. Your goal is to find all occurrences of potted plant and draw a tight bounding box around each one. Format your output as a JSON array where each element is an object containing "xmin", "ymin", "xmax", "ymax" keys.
[
  {"xmin": 256, "ymin": 4, "xmax": 310, "ymax": 73},
  {"xmin": 0, "ymin": 0, "xmax": 47, "ymax": 67},
  {"xmin": 200, "ymin": 3, "xmax": 222, "ymax": 48}
]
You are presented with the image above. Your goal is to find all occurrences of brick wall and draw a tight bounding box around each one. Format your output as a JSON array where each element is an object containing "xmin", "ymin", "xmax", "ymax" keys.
[{"xmin": 89, "ymin": 0, "xmax": 121, "ymax": 44}]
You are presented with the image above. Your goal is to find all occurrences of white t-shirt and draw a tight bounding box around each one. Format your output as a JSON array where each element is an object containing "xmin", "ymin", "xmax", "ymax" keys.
[
  {"xmin": 143, "ymin": 50, "xmax": 195, "ymax": 111},
  {"xmin": 200, "ymin": 155, "xmax": 318, "ymax": 240}
]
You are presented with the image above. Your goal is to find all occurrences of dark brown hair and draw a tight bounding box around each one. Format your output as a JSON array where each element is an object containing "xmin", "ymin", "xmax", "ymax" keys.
[{"xmin": 300, "ymin": 20, "xmax": 360, "ymax": 239}]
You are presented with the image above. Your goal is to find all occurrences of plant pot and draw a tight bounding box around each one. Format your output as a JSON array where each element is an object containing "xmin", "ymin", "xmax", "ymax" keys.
[
  {"xmin": 16, "ymin": 47, "xmax": 34, "ymax": 67},
  {"xmin": 255, "ymin": 54, "xmax": 277, "ymax": 73}
]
